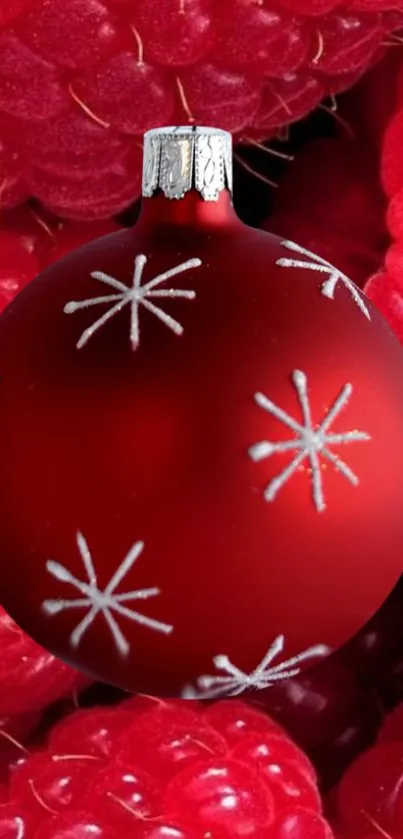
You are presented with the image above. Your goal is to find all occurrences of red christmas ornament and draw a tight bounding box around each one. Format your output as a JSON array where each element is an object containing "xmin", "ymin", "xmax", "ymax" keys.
[
  {"xmin": 0, "ymin": 126, "xmax": 402, "ymax": 699},
  {"xmin": 0, "ymin": 0, "xmax": 400, "ymax": 219}
]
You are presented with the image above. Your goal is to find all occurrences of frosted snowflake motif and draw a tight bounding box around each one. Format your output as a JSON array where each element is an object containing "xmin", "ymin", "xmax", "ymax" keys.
[
  {"xmin": 249, "ymin": 369, "xmax": 370, "ymax": 512},
  {"xmin": 42, "ymin": 532, "xmax": 173, "ymax": 656},
  {"xmin": 64, "ymin": 253, "xmax": 202, "ymax": 349},
  {"xmin": 276, "ymin": 240, "xmax": 371, "ymax": 320},
  {"xmin": 182, "ymin": 635, "xmax": 329, "ymax": 700}
]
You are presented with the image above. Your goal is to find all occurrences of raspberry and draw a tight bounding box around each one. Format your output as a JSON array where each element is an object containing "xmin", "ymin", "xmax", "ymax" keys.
[
  {"xmin": 0, "ymin": 712, "xmax": 41, "ymax": 783},
  {"xmin": 255, "ymin": 651, "xmax": 382, "ymax": 789},
  {"xmin": 365, "ymin": 271, "xmax": 403, "ymax": 346},
  {"xmin": 0, "ymin": 33, "xmax": 68, "ymax": 121},
  {"xmin": 35, "ymin": 811, "xmax": 118, "ymax": 838},
  {"xmin": 164, "ymin": 758, "xmax": 275, "ymax": 836},
  {"xmin": 178, "ymin": 63, "xmax": 262, "ymax": 132},
  {"xmin": 266, "ymin": 136, "xmax": 387, "ymax": 288},
  {"xmin": 0, "ymin": 802, "xmax": 39, "ymax": 839},
  {"xmin": 0, "ymin": 0, "xmax": 32, "ymax": 26},
  {"xmin": 0, "ymin": 606, "xmax": 85, "ymax": 718},
  {"xmin": 382, "ymin": 108, "xmax": 403, "ymax": 199},
  {"xmin": 27, "ymin": 145, "xmax": 142, "ymax": 212},
  {"xmin": 48, "ymin": 707, "xmax": 142, "ymax": 759},
  {"xmin": 208, "ymin": 2, "xmax": 308, "ymax": 76},
  {"xmin": 1, "ymin": 697, "xmax": 334, "ymax": 839},
  {"xmin": 15, "ymin": 0, "xmax": 124, "ymax": 70},
  {"xmin": 131, "ymin": 0, "xmax": 214, "ymax": 65},
  {"xmin": 269, "ymin": 811, "xmax": 335, "ymax": 839},
  {"xmin": 115, "ymin": 707, "xmax": 229, "ymax": 781},
  {"xmin": 18, "ymin": 108, "xmax": 130, "ymax": 174},
  {"xmin": 0, "ymin": 0, "xmax": 398, "ymax": 219},
  {"xmin": 0, "ymin": 231, "xmax": 38, "ymax": 313},
  {"xmin": 335, "ymin": 710, "xmax": 403, "ymax": 838},
  {"xmin": 378, "ymin": 703, "xmax": 403, "ymax": 743},
  {"xmin": 253, "ymin": 73, "xmax": 325, "ymax": 132},
  {"xmin": 309, "ymin": 11, "xmax": 384, "ymax": 76},
  {"xmin": 0, "ymin": 143, "xmax": 27, "ymax": 208},
  {"xmin": 73, "ymin": 54, "xmax": 175, "ymax": 134}
]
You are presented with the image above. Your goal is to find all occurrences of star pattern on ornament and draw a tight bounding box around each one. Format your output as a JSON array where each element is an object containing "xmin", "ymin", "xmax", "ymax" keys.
[
  {"xmin": 64, "ymin": 254, "xmax": 202, "ymax": 349},
  {"xmin": 42, "ymin": 532, "xmax": 173, "ymax": 656},
  {"xmin": 276, "ymin": 240, "xmax": 371, "ymax": 320},
  {"xmin": 248, "ymin": 369, "xmax": 370, "ymax": 512},
  {"xmin": 182, "ymin": 635, "xmax": 329, "ymax": 700}
]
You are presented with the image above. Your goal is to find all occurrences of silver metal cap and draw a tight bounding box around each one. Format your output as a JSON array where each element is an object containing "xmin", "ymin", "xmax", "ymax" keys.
[{"xmin": 142, "ymin": 126, "xmax": 233, "ymax": 202}]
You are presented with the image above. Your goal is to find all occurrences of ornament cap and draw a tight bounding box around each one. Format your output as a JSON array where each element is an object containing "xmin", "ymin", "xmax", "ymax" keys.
[{"xmin": 142, "ymin": 125, "xmax": 233, "ymax": 202}]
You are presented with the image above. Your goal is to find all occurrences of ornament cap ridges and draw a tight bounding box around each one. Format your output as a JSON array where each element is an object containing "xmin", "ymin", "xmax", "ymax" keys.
[{"xmin": 142, "ymin": 125, "xmax": 233, "ymax": 202}]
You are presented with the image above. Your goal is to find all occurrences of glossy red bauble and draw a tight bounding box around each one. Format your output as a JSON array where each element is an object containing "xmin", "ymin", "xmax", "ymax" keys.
[{"xmin": 0, "ymin": 176, "xmax": 402, "ymax": 697}]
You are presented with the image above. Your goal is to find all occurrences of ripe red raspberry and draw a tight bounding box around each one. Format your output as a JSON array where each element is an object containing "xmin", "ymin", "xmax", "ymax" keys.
[
  {"xmin": 253, "ymin": 653, "xmax": 382, "ymax": 790},
  {"xmin": 0, "ymin": 0, "xmax": 399, "ymax": 220},
  {"xmin": 0, "ymin": 711, "xmax": 41, "ymax": 784},
  {"xmin": 253, "ymin": 582, "xmax": 403, "ymax": 787},
  {"xmin": 265, "ymin": 136, "xmax": 388, "ymax": 288},
  {"xmin": 0, "ymin": 229, "xmax": 38, "ymax": 312},
  {"xmin": 0, "ymin": 606, "xmax": 85, "ymax": 718},
  {"xmin": 365, "ymin": 272, "xmax": 403, "ymax": 346},
  {"xmin": 0, "ymin": 696, "xmax": 335, "ymax": 839},
  {"xmin": 334, "ymin": 700, "xmax": 403, "ymax": 838}
]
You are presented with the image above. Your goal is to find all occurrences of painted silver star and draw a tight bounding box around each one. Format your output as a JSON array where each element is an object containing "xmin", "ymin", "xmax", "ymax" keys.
[
  {"xmin": 276, "ymin": 240, "xmax": 371, "ymax": 320},
  {"xmin": 249, "ymin": 369, "xmax": 370, "ymax": 512},
  {"xmin": 64, "ymin": 253, "xmax": 202, "ymax": 349},
  {"xmin": 42, "ymin": 532, "xmax": 173, "ymax": 656},
  {"xmin": 182, "ymin": 635, "xmax": 329, "ymax": 700}
]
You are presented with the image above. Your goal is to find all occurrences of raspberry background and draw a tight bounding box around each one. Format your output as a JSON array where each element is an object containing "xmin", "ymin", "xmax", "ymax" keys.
[{"xmin": 0, "ymin": 0, "xmax": 401, "ymax": 220}]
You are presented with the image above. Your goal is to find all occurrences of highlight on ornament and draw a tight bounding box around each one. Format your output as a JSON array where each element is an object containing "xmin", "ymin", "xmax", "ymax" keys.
[{"xmin": 0, "ymin": 124, "xmax": 402, "ymax": 701}]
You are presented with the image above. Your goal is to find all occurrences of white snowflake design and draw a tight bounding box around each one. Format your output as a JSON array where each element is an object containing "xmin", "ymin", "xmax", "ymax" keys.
[
  {"xmin": 182, "ymin": 635, "xmax": 329, "ymax": 700},
  {"xmin": 42, "ymin": 532, "xmax": 173, "ymax": 656},
  {"xmin": 64, "ymin": 254, "xmax": 202, "ymax": 349},
  {"xmin": 248, "ymin": 369, "xmax": 370, "ymax": 512},
  {"xmin": 276, "ymin": 240, "xmax": 371, "ymax": 320}
]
